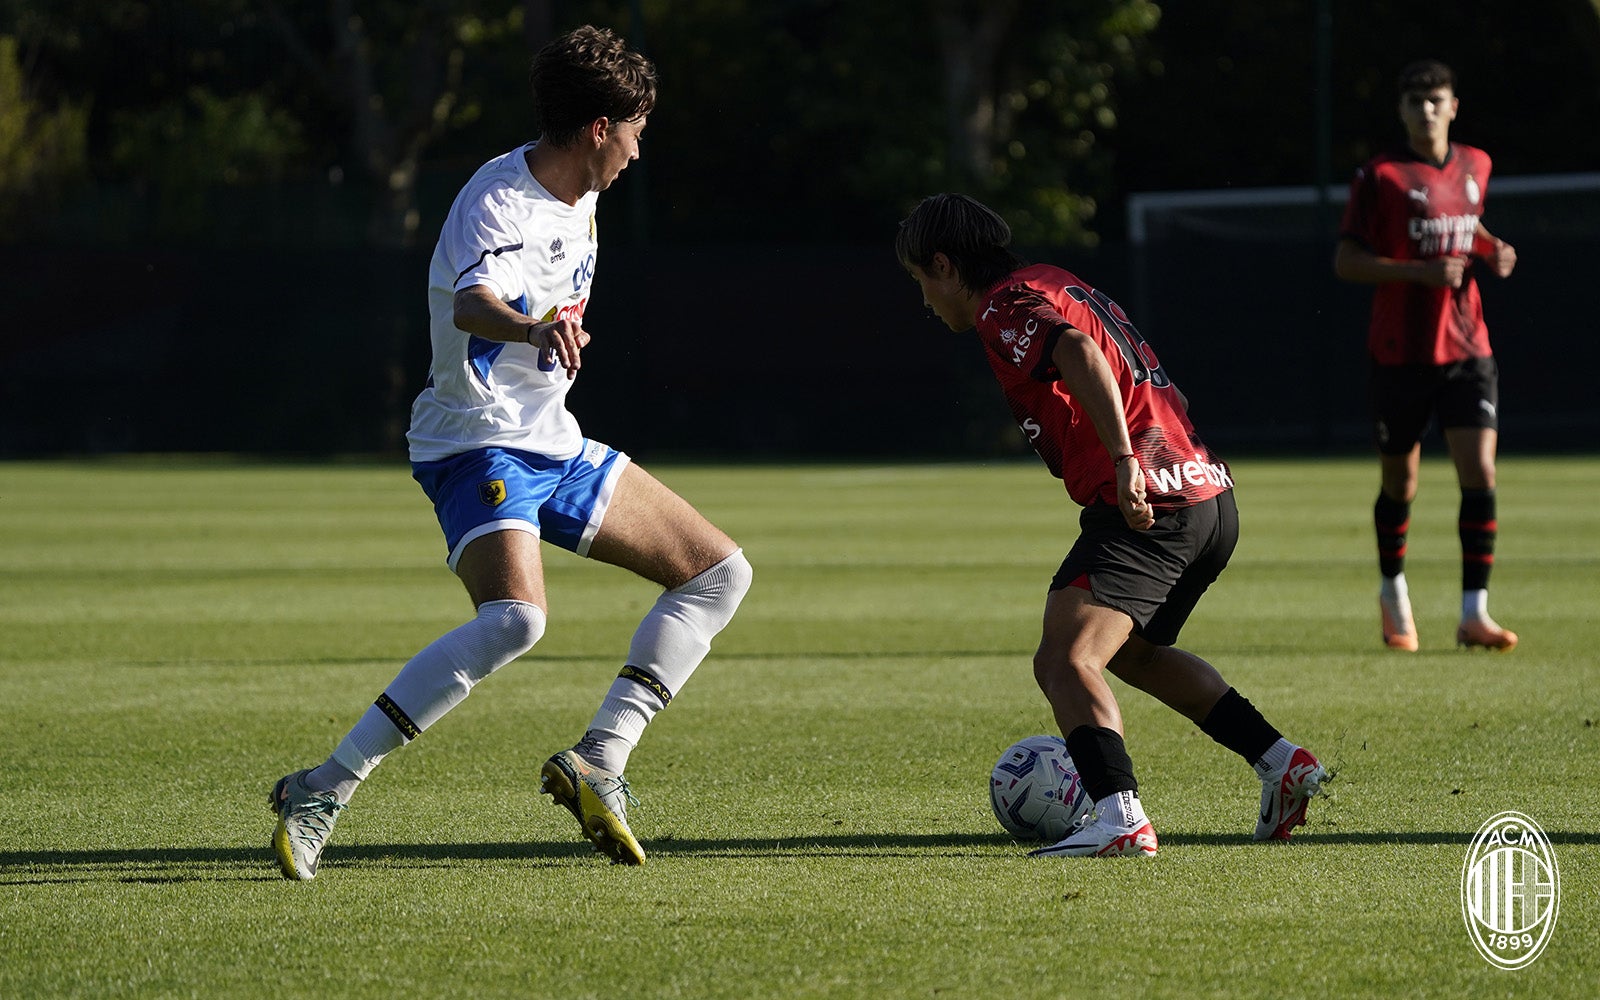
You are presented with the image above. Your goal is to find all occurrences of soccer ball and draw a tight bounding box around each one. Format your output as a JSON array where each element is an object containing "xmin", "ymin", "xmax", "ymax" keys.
[{"xmin": 989, "ymin": 735, "xmax": 1091, "ymax": 841}]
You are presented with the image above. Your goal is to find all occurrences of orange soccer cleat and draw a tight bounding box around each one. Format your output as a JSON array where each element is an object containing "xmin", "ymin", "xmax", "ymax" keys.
[
  {"xmin": 1457, "ymin": 617, "xmax": 1518, "ymax": 652},
  {"xmin": 1380, "ymin": 594, "xmax": 1419, "ymax": 652}
]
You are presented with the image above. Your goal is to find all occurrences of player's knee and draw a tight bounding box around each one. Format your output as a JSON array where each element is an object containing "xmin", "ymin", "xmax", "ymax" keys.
[
  {"xmin": 678, "ymin": 548, "xmax": 752, "ymax": 628},
  {"xmin": 718, "ymin": 548, "xmax": 753, "ymax": 608},
  {"xmin": 1032, "ymin": 650, "xmax": 1099, "ymax": 696},
  {"xmin": 479, "ymin": 599, "xmax": 547, "ymax": 657}
]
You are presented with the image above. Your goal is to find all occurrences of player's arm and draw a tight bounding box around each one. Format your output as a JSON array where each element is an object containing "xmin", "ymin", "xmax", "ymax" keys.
[
  {"xmin": 1334, "ymin": 238, "xmax": 1465, "ymax": 289},
  {"xmin": 1049, "ymin": 325, "xmax": 1154, "ymax": 531},
  {"xmin": 1472, "ymin": 223, "xmax": 1517, "ymax": 278},
  {"xmin": 452, "ymin": 284, "xmax": 589, "ymax": 378}
]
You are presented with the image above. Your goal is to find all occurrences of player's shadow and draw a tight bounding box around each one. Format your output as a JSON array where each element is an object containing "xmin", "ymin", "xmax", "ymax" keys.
[{"xmin": 4, "ymin": 828, "xmax": 1599, "ymax": 883}]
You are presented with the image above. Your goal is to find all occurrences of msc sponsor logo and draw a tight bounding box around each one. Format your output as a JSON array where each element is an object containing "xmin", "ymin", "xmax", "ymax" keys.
[
  {"xmin": 1010, "ymin": 318, "xmax": 1043, "ymax": 366},
  {"xmin": 1461, "ymin": 811, "xmax": 1560, "ymax": 970}
]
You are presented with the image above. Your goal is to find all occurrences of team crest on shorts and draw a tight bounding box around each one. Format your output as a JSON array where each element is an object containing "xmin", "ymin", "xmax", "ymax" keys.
[
  {"xmin": 1461, "ymin": 810, "xmax": 1560, "ymax": 969},
  {"xmin": 478, "ymin": 479, "xmax": 507, "ymax": 507}
]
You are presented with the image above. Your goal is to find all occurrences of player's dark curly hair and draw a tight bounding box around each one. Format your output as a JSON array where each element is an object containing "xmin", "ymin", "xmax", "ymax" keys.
[
  {"xmin": 895, "ymin": 193, "xmax": 1025, "ymax": 293},
  {"xmin": 530, "ymin": 25, "xmax": 657, "ymax": 147},
  {"xmin": 1397, "ymin": 59, "xmax": 1456, "ymax": 96}
]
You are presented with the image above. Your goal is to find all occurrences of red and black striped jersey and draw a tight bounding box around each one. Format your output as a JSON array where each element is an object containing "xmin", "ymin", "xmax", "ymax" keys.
[
  {"xmin": 973, "ymin": 264, "xmax": 1231, "ymax": 510},
  {"xmin": 1340, "ymin": 143, "xmax": 1495, "ymax": 365}
]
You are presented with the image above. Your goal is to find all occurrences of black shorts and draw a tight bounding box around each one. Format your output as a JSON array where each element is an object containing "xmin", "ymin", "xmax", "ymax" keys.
[
  {"xmin": 1370, "ymin": 357, "xmax": 1499, "ymax": 455},
  {"xmin": 1049, "ymin": 490, "xmax": 1238, "ymax": 647}
]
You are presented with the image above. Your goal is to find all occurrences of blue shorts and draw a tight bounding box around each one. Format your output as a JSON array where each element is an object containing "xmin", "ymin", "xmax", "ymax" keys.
[{"xmin": 412, "ymin": 441, "xmax": 630, "ymax": 569}]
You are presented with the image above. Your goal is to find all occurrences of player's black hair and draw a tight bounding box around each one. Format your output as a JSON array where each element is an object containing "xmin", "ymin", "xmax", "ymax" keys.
[
  {"xmin": 895, "ymin": 193, "xmax": 1025, "ymax": 293},
  {"xmin": 1397, "ymin": 59, "xmax": 1456, "ymax": 96},
  {"xmin": 530, "ymin": 25, "xmax": 657, "ymax": 147}
]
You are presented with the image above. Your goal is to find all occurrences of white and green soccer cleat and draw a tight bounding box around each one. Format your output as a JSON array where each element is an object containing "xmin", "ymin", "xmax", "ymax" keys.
[
  {"xmin": 269, "ymin": 769, "xmax": 346, "ymax": 881},
  {"xmin": 540, "ymin": 750, "xmax": 646, "ymax": 865}
]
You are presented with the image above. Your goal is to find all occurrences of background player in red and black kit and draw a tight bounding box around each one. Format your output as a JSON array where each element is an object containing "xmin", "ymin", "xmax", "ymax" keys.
[
  {"xmin": 1336, "ymin": 59, "xmax": 1519, "ymax": 653},
  {"xmin": 897, "ymin": 193, "xmax": 1326, "ymax": 857}
]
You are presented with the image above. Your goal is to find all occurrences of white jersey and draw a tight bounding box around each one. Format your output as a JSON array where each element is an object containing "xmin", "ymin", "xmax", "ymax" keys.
[{"xmin": 407, "ymin": 143, "xmax": 599, "ymax": 463}]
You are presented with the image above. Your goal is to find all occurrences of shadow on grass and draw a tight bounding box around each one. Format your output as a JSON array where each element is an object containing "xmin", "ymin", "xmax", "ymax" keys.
[{"xmin": 4, "ymin": 828, "xmax": 1599, "ymax": 883}]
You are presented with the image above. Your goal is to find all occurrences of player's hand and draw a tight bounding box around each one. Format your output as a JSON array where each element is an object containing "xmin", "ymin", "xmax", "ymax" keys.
[
  {"xmin": 1421, "ymin": 256, "xmax": 1467, "ymax": 289},
  {"xmin": 1116, "ymin": 457, "xmax": 1154, "ymax": 531},
  {"xmin": 1484, "ymin": 238, "xmax": 1517, "ymax": 278},
  {"xmin": 530, "ymin": 319, "xmax": 591, "ymax": 378}
]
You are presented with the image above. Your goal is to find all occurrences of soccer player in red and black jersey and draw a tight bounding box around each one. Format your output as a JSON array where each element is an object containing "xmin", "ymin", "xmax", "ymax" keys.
[
  {"xmin": 897, "ymin": 193, "xmax": 1326, "ymax": 857},
  {"xmin": 1336, "ymin": 59, "xmax": 1518, "ymax": 653}
]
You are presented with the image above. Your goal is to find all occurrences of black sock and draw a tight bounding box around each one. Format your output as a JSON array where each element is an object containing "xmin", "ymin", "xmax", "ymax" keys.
[
  {"xmin": 1199, "ymin": 688, "xmax": 1282, "ymax": 764},
  {"xmin": 1374, "ymin": 492, "xmax": 1410, "ymax": 579},
  {"xmin": 1459, "ymin": 488, "xmax": 1497, "ymax": 591},
  {"xmin": 1064, "ymin": 725, "xmax": 1138, "ymax": 802}
]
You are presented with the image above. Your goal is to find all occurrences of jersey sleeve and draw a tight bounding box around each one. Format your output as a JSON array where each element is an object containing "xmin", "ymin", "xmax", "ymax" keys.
[
  {"xmin": 1338, "ymin": 164, "xmax": 1379, "ymax": 249},
  {"xmin": 442, "ymin": 192, "xmax": 526, "ymax": 303},
  {"xmin": 984, "ymin": 287, "xmax": 1072, "ymax": 383}
]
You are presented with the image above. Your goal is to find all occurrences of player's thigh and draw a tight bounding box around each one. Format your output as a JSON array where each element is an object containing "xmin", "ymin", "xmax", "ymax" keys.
[
  {"xmin": 455, "ymin": 528, "xmax": 549, "ymax": 609},
  {"xmin": 1038, "ymin": 585, "xmax": 1135, "ymax": 672},
  {"xmin": 1444, "ymin": 426, "xmax": 1498, "ymax": 490},
  {"xmin": 1037, "ymin": 586, "xmax": 1136, "ymax": 687},
  {"xmin": 587, "ymin": 462, "xmax": 738, "ymax": 588}
]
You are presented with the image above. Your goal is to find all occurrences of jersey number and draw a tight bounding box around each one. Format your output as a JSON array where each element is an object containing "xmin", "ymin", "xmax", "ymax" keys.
[{"xmin": 1064, "ymin": 285, "xmax": 1170, "ymax": 389}]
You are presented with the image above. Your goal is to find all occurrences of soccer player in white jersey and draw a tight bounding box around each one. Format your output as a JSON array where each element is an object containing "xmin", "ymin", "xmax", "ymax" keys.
[{"xmin": 268, "ymin": 25, "xmax": 752, "ymax": 878}]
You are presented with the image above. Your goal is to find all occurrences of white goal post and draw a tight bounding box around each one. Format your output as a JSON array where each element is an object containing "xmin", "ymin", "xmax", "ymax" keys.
[{"xmin": 1127, "ymin": 171, "xmax": 1600, "ymax": 246}]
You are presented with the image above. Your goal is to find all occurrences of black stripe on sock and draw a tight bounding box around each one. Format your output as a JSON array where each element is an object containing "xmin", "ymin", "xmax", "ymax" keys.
[
  {"xmin": 375, "ymin": 692, "xmax": 421, "ymax": 741},
  {"xmin": 618, "ymin": 664, "xmax": 674, "ymax": 706}
]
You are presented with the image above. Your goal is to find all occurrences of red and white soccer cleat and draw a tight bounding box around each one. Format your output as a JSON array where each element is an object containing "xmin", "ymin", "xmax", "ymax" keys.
[
  {"xmin": 1379, "ymin": 594, "xmax": 1419, "ymax": 652},
  {"xmin": 1457, "ymin": 616, "xmax": 1518, "ymax": 651},
  {"xmin": 1255, "ymin": 747, "xmax": 1326, "ymax": 842},
  {"xmin": 1029, "ymin": 812, "xmax": 1159, "ymax": 858}
]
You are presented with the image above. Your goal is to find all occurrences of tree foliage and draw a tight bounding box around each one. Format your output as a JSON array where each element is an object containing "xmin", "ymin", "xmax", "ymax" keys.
[
  {"xmin": 2, "ymin": 0, "xmax": 1597, "ymax": 249},
  {"xmin": 0, "ymin": 0, "xmax": 1159, "ymax": 248},
  {"xmin": 0, "ymin": 34, "xmax": 87, "ymax": 235}
]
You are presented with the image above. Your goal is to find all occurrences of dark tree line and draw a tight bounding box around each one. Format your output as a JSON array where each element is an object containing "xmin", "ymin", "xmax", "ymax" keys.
[{"xmin": 3, "ymin": 0, "xmax": 1598, "ymax": 250}]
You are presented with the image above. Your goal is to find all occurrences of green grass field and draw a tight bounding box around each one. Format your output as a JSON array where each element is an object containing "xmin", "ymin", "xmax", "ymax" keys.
[{"xmin": 2, "ymin": 455, "xmax": 1596, "ymax": 999}]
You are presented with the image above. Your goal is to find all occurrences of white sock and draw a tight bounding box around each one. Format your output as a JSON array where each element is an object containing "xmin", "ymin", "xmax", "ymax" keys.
[
  {"xmin": 1462, "ymin": 589, "xmax": 1488, "ymax": 621},
  {"xmin": 1252, "ymin": 737, "xmax": 1295, "ymax": 780},
  {"xmin": 581, "ymin": 550, "xmax": 752, "ymax": 772},
  {"xmin": 304, "ymin": 759, "xmax": 361, "ymax": 804},
  {"xmin": 1380, "ymin": 572, "xmax": 1409, "ymax": 603},
  {"xmin": 1095, "ymin": 790, "xmax": 1146, "ymax": 829},
  {"xmin": 324, "ymin": 600, "xmax": 546, "ymax": 785}
]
